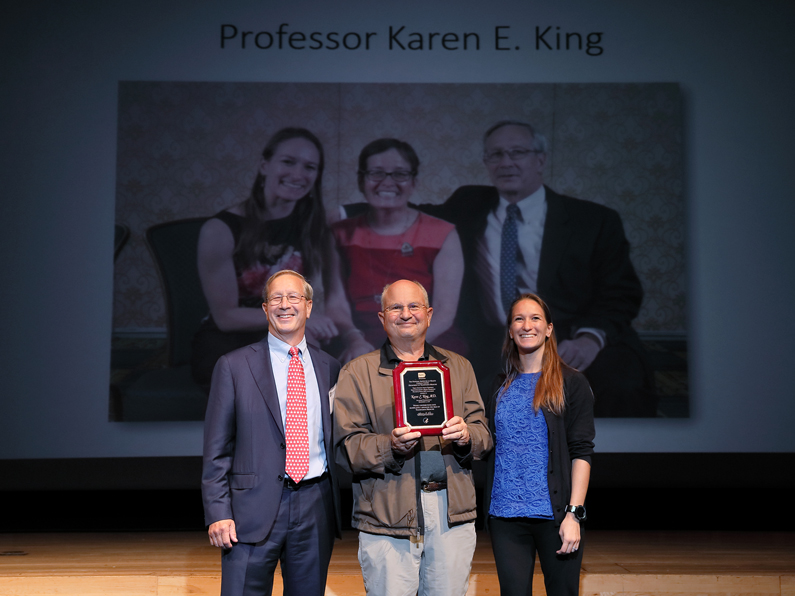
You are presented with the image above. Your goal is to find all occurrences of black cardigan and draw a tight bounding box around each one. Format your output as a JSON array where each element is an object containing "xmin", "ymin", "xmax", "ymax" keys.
[{"xmin": 483, "ymin": 367, "xmax": 595, "ymax": 527}]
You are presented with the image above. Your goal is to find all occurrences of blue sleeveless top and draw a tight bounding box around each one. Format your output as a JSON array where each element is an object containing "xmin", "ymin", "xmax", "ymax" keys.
[{"xmin": 489, "ymin": 372, "xmax": 554, "ymax": 519}]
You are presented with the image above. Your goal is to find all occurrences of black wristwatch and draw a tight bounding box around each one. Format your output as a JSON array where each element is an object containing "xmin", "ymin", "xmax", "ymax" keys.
[{"xmin": 564, "ymin": 504, "xmax": 587, "ymax": 522}]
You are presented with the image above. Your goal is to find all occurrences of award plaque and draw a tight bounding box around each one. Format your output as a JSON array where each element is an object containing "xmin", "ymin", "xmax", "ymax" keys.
[{"xmin": 393, "ymin": 360, "xmax": 454, "ymax": 435}]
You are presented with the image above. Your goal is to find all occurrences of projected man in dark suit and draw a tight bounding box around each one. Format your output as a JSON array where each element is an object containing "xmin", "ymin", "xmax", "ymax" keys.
[
  {"xmin": 428, "ymin": 121, "xmax": 655, "ymax": 417},
  {"xmin": 202, "ymin": 269, "xmax": 341, "ymax": 596}
]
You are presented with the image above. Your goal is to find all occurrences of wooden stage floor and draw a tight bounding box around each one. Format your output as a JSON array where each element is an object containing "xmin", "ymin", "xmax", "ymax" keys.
[{"xmin": 1, "ymin": 530, "xmax": 794, "ymax": 595}]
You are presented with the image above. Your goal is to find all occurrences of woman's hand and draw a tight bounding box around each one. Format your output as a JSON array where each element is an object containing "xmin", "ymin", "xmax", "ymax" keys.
[
  {"xmin": 305, "ymin": 314, "xmax": 339, "ymax": 342},
  {"xmin": 559, "ymin": 459, "xmax": 590, "ymax": 554},
  {"xmin": 557, "ymin": 513, "xmax": 581, "ymax": 555}
]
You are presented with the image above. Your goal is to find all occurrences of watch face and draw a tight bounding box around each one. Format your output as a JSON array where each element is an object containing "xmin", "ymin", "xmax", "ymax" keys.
[{"xmin": 566, "ymin": 505, "xmax": 586, "ymax": 520}]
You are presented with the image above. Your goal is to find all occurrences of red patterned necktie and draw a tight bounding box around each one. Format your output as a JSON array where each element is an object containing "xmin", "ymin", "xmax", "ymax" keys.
[{"xmin": 285, "ymin": 346, "xmax": 309, "ymax": 482}]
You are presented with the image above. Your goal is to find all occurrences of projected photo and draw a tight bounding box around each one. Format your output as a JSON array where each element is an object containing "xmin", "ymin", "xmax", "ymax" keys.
[{"xmin": 110, "ymin": 82, "xmax": 686, "ymax": 421}]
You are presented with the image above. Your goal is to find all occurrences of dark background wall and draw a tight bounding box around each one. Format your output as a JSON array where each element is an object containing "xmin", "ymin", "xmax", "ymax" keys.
[{"xmin": 4, "ymin": 454, "xmax": 793, "ymax": 531}]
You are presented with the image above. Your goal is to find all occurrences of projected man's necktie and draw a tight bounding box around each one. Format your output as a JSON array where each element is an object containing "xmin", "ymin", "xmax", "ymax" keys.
[{"xmin": 500, "ymin": 203, "xmax": 521, "ymax": 315}]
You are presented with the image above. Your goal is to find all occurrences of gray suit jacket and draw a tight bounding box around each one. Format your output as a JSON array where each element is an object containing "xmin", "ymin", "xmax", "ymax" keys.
[{"xmin": 201, "ymin": 338, "xmax": 342, "ymax": 543}]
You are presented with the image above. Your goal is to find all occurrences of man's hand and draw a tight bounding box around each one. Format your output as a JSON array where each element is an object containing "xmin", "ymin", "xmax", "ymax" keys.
[
  {"xmin": 391, "ymin": 425, "xmax": 421, "ymax": 455},
  {"xmin": 441, "ymin": 416, "xmax": 470, "ymax": 446},
  {"xmin": 558, "ymin": 335, "xmax": 601, "ymax": 370},
  {"xmin": 208, "ymin": 519, "xmax": 237, "ymax": 549}
]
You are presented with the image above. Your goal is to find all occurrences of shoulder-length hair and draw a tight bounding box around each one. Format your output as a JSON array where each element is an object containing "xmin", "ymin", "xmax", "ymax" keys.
[
  {"xmin": 501, "ymin": 293, "xmax": 566, "ymax": 416},
  {"xmin": 237, "ymin": 127, "xmax": 332, "ymax": 285}
]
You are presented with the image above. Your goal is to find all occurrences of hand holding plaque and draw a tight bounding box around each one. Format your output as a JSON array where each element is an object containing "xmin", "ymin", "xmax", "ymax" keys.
[
  {"xmin": 391, "ymin": 425, "xmax": 421, "ymax": 455},
  {"xmin": 441, "ymin": 416, "xmax": 470, "ymax": 446},
  {"xmin": 393, "ymin": 361, "xmax": 454, "ymax": 436}
]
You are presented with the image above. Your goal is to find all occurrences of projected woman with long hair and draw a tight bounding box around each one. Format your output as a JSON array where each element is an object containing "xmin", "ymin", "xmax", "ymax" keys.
[{"xmin": 191, "ymin": 127, "xmax": 372, "ymax": 387}]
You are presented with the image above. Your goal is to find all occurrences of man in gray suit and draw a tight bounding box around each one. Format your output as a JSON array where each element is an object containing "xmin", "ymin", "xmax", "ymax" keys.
[{"xmin": 202, "ymin": 269, "xmax": 341, "ymax": 595}]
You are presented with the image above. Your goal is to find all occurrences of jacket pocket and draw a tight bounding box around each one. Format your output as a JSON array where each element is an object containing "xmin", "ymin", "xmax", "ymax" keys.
[{"xmin": 229, "ymin": 473, "xmax": 256, "ymax": 489}]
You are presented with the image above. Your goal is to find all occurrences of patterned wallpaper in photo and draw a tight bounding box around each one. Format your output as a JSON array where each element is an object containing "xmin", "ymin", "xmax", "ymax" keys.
[{"xmin": 113, "ymin": 82, "xmax": 684, "ymax": 333}]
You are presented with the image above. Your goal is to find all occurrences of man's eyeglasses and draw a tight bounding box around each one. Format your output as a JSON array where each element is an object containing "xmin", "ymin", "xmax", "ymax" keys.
[
  {"xmin": 361, "ymin": 170, "xmax": 415, "ymax": 183},
  {"xmin": 267, "ymin": 293, "xmax": 306, "ymax": 306},
  {"xmin": 483, "ymin": 148, "xmax": 542, "ymax": 164},
  {"xmin": 383, "ymin": 303, "xmax": 427, "ymax": 315}
]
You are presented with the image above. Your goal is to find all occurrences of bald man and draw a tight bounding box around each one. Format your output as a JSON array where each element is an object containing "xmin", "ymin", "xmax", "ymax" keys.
[{"xmin": 334, "ymin": 279, "xmax": 492, "ymax": 596}]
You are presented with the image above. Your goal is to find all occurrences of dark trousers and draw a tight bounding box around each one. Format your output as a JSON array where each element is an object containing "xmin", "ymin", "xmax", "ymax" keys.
[
  {"xmin": 490, "ymin": 517, "xmax": 584, "ymax": 596},
  {"xmin": 220, "ymin": 478, "xmax": 335, "ymax": 596}
]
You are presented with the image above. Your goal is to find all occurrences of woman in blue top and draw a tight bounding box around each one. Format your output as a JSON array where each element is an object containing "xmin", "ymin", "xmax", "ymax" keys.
[{"xmin": 484, "ymin": 293, "xmax": 595, "ymax": 596}]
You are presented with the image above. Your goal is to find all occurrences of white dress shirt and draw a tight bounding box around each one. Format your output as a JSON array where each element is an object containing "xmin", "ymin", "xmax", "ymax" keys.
[
  {"xmin": 267, "ymin": 333, "xmax": 327, "ymax": 481},
  {"xmin": 475, "ymin": 186, "xmax": 547, "ymax": 326},
  {"xmin": 474, "ymin": 185, "xmax": 606, "ymax": 346}
]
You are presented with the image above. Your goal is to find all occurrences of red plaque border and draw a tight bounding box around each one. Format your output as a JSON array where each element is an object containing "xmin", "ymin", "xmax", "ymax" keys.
[{"xmin": 393, "ymin": 360, "xmax": 454, "ymax": 436}]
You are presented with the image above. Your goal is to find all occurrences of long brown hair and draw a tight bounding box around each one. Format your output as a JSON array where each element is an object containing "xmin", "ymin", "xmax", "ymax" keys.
[
  {"xmin": 501, "ymin": 293, "xmax": 566, "ymax": 415},
  {"xmin": 237, "ymin": 127, "xmax": 332, "ymax": 287}
]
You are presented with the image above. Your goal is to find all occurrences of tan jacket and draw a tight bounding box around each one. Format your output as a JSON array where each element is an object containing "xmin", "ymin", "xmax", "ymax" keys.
[{"xmin": 333, "ymin": 343, "xmax": 492, "ymax": 537}]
